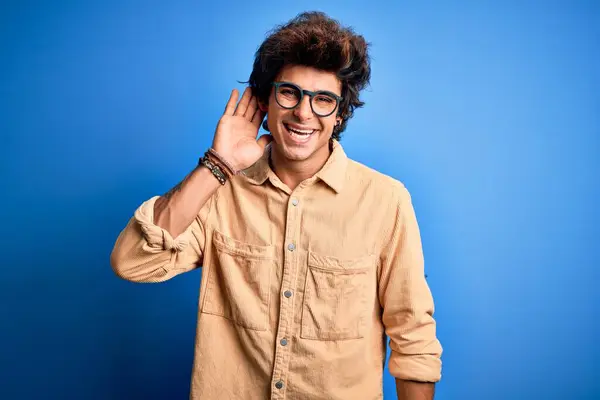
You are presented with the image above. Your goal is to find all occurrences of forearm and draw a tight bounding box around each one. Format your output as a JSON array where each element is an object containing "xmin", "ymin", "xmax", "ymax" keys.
[
  {"xmin": 110, "ymin": 165, "xmax": 219, "ymax": 283},
  {"xmin": 395, "ymin": 379, "xmax": 435, "ymax": 400},
  {"xmin": 154, "ymin": 164, "xmax": 221, "ymax": 238}
]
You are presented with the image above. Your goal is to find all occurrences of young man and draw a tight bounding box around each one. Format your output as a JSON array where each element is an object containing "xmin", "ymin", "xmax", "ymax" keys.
[{"xmin": 111, "ymin": 11, "xmax": 442, "ymax": 400}]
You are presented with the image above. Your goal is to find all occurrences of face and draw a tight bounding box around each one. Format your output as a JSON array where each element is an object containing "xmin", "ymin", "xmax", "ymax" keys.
[{"xmin": 259, "ymin": 65, "xmax": 342, "ymax": 166}]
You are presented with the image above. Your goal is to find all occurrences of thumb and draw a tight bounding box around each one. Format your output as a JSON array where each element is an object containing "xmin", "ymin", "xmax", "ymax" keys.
[{"xmin": 256, "ymin": 134, "xmax": 273, "ymax": 149}]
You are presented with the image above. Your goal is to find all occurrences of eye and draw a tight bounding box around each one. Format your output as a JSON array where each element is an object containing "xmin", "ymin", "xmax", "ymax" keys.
[
  {"xmin": 278, "ymin": 85, "xmax": 300, "ymax": 100},
  {"xmin": 315, "ymin": 95, "xmax": 334, "ymax": 104}
]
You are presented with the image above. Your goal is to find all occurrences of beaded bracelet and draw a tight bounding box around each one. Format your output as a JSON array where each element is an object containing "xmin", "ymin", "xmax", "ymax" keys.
[{"xmin": 198, "ymin": 156, "xmax": 227, "ymax": 185}]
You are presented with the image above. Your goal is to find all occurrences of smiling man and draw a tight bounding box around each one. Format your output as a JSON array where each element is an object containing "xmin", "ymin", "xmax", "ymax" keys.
[{"xmin": 111, "ymin": 11, "xmax": 442, "ymax": 400}]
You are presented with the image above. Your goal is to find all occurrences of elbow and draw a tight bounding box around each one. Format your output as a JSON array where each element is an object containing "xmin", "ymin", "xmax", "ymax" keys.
[
  {"xmin": 109, "ymin": 243, "xmax": 168, "ymax": 283},
  {"xmin": 109, "ymin": 217, "xmax": 172, "ymax": 283},
  {"xmin": 110, "ymin": 246, "xmax": 138, "ymax": 282}
]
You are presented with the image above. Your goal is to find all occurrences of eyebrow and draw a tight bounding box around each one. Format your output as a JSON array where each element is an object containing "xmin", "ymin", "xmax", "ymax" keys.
[{"xmin": 281, "ymin": 81, "xmax": 341, "ymax": 96}]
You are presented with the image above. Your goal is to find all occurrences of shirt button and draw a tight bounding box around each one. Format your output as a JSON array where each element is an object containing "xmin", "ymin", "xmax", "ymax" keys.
[
  {"xmin": 280, "ymin": 338, "xmax": 288, "ymax": 346},
  {"xmin": 291, "ymin": 198, "xmax": 299, "ymax": 206},
  {"xmin": 287, "ymin": 243, "xmax": 295, "ymax": 251},
  {"xmin": 275, "ymin": 381, "xmax": 284, "ymax": 389},
  {"xmin": 284, "ymin": 290, "xmax": 292, "ymax": 298}
]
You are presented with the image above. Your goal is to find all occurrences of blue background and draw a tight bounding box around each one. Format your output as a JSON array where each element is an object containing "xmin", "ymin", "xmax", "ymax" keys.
[{"xmin": 2, "ymin": 1, "xmax": 598, "ymax": 399}]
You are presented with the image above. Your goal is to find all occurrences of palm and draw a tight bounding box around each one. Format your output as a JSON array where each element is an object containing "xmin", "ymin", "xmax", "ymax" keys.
[{"xmin": 212, "ymin": 88, "xmax": 271, "ymax": 171}]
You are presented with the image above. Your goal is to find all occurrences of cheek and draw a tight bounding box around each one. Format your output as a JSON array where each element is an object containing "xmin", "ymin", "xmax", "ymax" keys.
[
  {"xmin": 266, "ymin": 109, "xmax": 286, "ymax": 134},
  {"xmin": 267, "ymin": 106, "xmax": 294, "ymax": 125},
  {"xmin": 323, "ymin": 117, "xmax": 336, "ymax": 130},
  {"xmin": 267, "ymin": 108, "xmax": 281, "ymax": 125}
]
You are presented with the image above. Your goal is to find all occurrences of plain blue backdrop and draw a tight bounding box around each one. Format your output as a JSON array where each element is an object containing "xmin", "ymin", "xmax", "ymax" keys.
[{"xmin": 1, "ymin": 1, "xmax": 598, "ymax": 399}]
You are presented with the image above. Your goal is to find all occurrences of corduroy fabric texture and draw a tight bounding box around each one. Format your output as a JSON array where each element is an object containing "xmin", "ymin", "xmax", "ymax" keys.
[{"xmin": 111, "ymin": 140, "xmax": 442, "ymax": 400}]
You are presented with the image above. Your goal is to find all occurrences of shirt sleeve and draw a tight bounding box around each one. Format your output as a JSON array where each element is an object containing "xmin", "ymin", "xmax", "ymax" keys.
[
  {"xmin": 110, "ymin": 195, "xmax": 210, "ymax": 283},
  {"xmin": 379, "ymin": 184, "xmax": 443, "ymax": 383}
]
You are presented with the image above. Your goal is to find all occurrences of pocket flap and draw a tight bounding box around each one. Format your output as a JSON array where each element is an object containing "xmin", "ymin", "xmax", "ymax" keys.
[
  {"xmin": 213, "ymin": 230, "xmax": 275, "ymax": 260},
  {"xmin": 307, "ymin": 251, "xmax": 376, "ymax": 272}
]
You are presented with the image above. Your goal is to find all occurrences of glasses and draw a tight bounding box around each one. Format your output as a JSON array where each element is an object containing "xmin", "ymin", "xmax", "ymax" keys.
[{"xmin": 272, "ymin": 81, "xmax": 343, "ymax": 117}]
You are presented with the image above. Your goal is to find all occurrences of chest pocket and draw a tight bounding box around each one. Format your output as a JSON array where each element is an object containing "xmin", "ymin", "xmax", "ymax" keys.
[
  {"xmin": 201, "ymin": 230, "xmax": 275, "ymax": 331},
  {"xmin": 301, "ymin": 251, "xmax": 376, "ymax": 341}
]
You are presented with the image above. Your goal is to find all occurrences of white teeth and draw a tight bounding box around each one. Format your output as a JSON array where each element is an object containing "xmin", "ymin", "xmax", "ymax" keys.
[
  {"xmin": 286, "ymin": 125, "xmax": 314, "ymax": 135},
  {"xmin": 290, "ymin": 129, "xmax": 312, "ymax": 135}
]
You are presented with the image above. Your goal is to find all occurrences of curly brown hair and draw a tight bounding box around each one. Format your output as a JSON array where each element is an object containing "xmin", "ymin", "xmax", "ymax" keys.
[{"xmin": 247, "ymin": 11, "xmax": 371, "ymax": 141}]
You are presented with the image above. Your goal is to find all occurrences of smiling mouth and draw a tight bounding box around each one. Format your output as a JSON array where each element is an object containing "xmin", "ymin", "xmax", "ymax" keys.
[{"xmin": 283, "ymin": 123, "xmax": 316, "ymax": 141}]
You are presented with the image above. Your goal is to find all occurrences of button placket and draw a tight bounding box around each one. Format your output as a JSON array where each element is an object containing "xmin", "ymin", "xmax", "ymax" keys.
[{"xmin": 270, "ymin": 192, "xmax": 302, "ymax": 399}]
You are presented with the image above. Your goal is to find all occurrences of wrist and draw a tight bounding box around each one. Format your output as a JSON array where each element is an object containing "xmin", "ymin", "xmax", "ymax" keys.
[
  {"xmin": 207, "ymin": 148, "xmax": 239, "ymax": 176},
  {"xmin": 195, "ymin": 162, "xmax": 227, "ymax": 187},
  {"xmin": 198, "ymin": 154, "xmax": 228, "ymax": 185}
]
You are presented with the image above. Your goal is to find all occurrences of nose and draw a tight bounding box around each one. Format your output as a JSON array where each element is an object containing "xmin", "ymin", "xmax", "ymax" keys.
[{"xmin": 293, "ymin": 95, "xmax": 313, "ymax": 121}]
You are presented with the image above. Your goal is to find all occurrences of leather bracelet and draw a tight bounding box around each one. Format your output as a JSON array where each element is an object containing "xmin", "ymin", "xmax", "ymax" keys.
[
  {"xmin": 207, "ymin": 148, "xmax": 238, "ymax": 176},
  {"xmin": 198, "ymin": 156, "xmax": 227, "ymax": 185},
  {"xmin": 204, "ymin": 152, "xmax": 233, "ymax": 179}
]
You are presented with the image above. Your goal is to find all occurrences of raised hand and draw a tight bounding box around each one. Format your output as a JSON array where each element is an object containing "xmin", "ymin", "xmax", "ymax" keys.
[{"xmin": 211, "ymin": 87, "xmax": 272, "ymax": 172}]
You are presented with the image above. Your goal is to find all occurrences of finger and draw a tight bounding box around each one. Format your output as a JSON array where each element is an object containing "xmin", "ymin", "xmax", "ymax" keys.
[
  {"xmin": 251, "ymin": 108, "xmax": 266, "ymax": 128},
  {"xmin": 244, "ymin": 96, "xmax": 258, "ymax": 119},
  {"xmin": 256, "ymin": 133, "xmax": 273, "ymax": 149},
  {"xmin": 234, "ymin": 87, "xmax": 252, "ymax": 117},
  {"xmin": 224, "ymin": 89, "xmax": 239, "ymax": 116}
]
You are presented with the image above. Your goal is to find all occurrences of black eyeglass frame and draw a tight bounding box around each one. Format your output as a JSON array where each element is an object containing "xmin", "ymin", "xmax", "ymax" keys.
[{"xmin": 272, "ymin": 81, "xmax": 343, "ymax": 117}]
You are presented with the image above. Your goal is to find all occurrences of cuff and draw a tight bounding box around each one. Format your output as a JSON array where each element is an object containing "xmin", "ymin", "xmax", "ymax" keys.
[
  {"xmin": 134, "ymin": 196, "xmax": 192, "ymax": 252},
  {"xmin": 388, "ymin": 350, "xmax": 442, "ymax": 383}
]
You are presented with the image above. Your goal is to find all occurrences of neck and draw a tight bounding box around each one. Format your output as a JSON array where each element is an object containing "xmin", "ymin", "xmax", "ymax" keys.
[{"xmin": 270, "ymin": 141, "xmax": 332, "ymax": 191}]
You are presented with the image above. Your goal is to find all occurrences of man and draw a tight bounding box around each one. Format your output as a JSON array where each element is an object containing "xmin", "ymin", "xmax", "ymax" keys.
[{"xmin": 111, "ymin": 11, "xmax": 442, "ymax": 400}]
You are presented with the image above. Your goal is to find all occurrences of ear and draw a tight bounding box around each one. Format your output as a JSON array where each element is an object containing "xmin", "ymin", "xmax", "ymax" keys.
[{"xmin": 258, "ymin": 99, "xmax": 268, "ymax": 112}]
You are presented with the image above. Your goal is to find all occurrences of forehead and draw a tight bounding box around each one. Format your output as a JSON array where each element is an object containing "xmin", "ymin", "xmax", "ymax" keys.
[{"xmin": 276, "ymin": 65, "xmax": 342, "ymax": 94}]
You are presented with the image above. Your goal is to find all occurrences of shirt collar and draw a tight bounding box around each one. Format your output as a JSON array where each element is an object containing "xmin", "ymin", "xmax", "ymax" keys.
[{"xmin": 242, "ymin": 139, "xmax": 348, "ymax": 193}]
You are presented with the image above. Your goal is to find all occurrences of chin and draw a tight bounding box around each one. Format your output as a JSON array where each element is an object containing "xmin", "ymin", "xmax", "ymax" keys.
[
  {"xmin": 284, "ymin": 148, "xmax": 314, "ymax": 161},
  {"xmin": 274, "ymin": 140, "xmax": 315, "ymax": 161}
]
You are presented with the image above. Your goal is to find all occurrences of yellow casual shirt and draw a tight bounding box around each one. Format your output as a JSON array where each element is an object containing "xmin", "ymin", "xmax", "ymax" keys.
[{"xmin": 110, "ymin": 140, "xmax": 442, "ymax": 400}]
